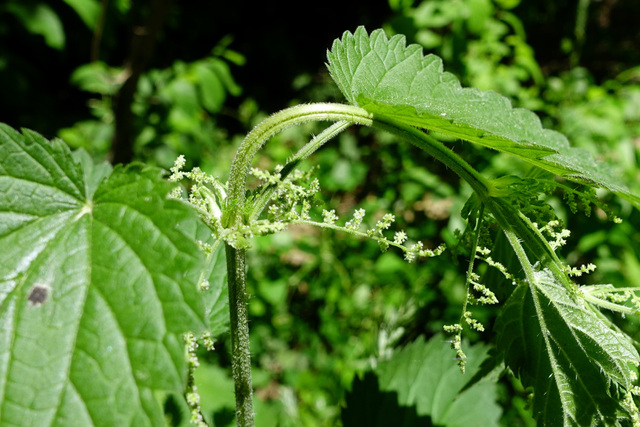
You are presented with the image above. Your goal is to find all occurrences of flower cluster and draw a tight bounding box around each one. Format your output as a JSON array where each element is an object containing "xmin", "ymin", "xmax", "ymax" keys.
[
  {"xmin": 534, "ymin": 220, "xmax": 571, "ymax": 251},
  {"xmin": 555, "ymin": 181, "xmax": 622, "ymax": 223},
  {"xmin": 169, "ymin": 155, "xmax": 227, "ymax": 233},
  {"xmin": 531, "ymin": 220, "xmax": 640, "ymax": 315},
  {"xmin": 256, "ymin": 165, "xmax": 320, "ymax": 223},
  {"xmin": 170, "ymin": 157, "xmax": 449, "ymax": 266},
  {"xmin": 170, "ymin": 158, "xmax": 294, "ymax": 249},
  {"xmin": 312, "ymin": 209, "xmax": 447, "ymax": 262},
  {"xmin": 444, "ymin": 244, "xmax": 504, "ymax": 372},
  {"xmin": 183, "ymin": 332, "xmax": 210, "ymax": 427},
  {"xmin": 442, "ymin": 324, "xmax": 466, "ymax": 373},
  {"xmin": 475, "ymin": 246, "xmax": 514, "ymax": 283},
  {"xmin": 251, "ymin": 165, "xmax": 446, "ymax": 263}
]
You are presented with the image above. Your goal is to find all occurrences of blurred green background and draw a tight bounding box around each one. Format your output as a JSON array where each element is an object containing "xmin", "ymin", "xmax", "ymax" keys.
[{"xmin": 2, "ymin": 0, "xmax": 639, "ymax": 425}]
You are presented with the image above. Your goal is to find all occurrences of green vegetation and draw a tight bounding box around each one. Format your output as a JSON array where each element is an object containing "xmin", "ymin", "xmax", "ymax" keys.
[{"xmin": 1, "ymin": 1, "xmax": 640, "ymax": 426}]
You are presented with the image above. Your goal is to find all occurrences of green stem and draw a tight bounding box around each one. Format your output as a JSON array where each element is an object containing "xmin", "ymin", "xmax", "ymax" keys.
[
  {"xmin": 223, "ymin": 110, "xmax": 494, "ymax": 424},
  {"xmin": 225, "ymin": 244, "xmax": 253, "ymax": 426},
  {"xmin": 486, "ymin": 197, "xmax": 576, "ymax": 293},
  {"xmin": 289, "ymin": 218, "xmax": 444, "ymax": 257},
  {"xmin": 502, "ymin": 226, "xmax": 536, "ymax": 282},
  {"xmin": 371, "ymin": 118, "xmax": 492, "ymax": 199},
  {"xmin": 500, "ymin": 225, "xmax": 559, "ymax": 353},
  {"xmin": 572, "ymin": 0, "xmax": 590, "ymax": 67},
  {"xmin": 287, "ymin": 120, "xmax": 353, "ymax": 164}
]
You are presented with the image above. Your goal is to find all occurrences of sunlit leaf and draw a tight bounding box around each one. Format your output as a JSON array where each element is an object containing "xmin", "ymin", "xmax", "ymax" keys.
[
  {"xmin": 327, "ymin": 27, "xmax": 640, "ymax": 208},
  {"xmin": 0, "ymin": 124, "xmax": 209, "ymax": 426}
]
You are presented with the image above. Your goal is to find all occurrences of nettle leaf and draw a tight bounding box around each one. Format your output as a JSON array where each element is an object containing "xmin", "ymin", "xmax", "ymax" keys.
[
  {"xmin": 343, "ymin": 334, "xmax": 501, "ymax": 426},
  {"xmin": 496, "ymin": 269, "xmax": 639, "ymax": 426},
  {"xmin": 327, "ymin": 27, "xmax": 640, "ymax": 208},
  {"xmin": 0, "ymin": 124, "xmax": 209, "ymax": 426}
]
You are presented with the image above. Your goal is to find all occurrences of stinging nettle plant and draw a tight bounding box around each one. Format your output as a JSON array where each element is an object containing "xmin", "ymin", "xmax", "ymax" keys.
[{"xmin": 1, "ymin": 26, "xmax": 640, "ymax": 427}]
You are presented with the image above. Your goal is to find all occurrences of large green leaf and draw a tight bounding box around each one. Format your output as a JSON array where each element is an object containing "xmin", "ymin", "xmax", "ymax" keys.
[
  {"xmin": 326, "ymin": 27, "xmax": 640, "ymax": 208},
  {"xmin": 495, "ymin": 269, "xmax": 639, "ymax": 426},
  {"xmin": 343, "ymin": 334, "xmax": 501, "ymax": 426},
  {"xmin": 0, "ymin": 124, "xmax": 209, "ymax": 426}
]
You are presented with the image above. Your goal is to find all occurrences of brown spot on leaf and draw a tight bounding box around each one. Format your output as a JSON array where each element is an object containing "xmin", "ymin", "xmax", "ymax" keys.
[{"xmin": 28, "ymin": 284, "xmax": 50, "ymax": 306}]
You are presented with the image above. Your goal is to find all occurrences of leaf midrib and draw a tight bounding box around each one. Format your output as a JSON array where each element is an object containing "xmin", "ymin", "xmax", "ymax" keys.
[{"xmin": 532, "ymin": 281, "xmax": 609, "ymax": 425}]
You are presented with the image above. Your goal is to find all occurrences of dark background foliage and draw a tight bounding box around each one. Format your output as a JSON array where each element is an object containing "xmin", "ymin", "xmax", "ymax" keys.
[
  {"xmin": 1, "ymin": 0, "xmax": 638, "ymax": 425},
  {"xmin": 3, "ymin": 0, "xmax": 638, "ymax": 136}
]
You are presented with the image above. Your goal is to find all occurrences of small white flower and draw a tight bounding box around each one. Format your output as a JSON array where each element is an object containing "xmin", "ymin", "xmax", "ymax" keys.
[
  {"xmin": 393, "ymin": 231, "xmax": 407, "ymax": 245},
  {"xmin": 322, "ymin": 209, "xmax": 339, "ymax": 225}
]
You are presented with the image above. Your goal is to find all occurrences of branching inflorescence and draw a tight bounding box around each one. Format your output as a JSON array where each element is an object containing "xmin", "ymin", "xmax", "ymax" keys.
[{"xmin": 170, "ymin": 156, "xmax": 446, "ymax": 263}]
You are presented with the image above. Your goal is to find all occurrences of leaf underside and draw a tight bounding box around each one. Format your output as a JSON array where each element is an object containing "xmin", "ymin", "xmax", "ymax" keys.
[
  {"xmin": 327, "ymin": 26, "xmax": 640, "ymax": 208},
  {"xmin": 496, "ymin": 269, "xmax": 639, "ymax": 426},
  {"xmin": 0, "ymin": 124, "xmax": 211, "ymax": 427}
]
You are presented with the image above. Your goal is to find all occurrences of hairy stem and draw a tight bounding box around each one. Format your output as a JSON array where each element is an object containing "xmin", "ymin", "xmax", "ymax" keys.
[
  {"xmin": 222, "ymin": 107, "xmax": 493, "ymax": 426},
  {"xmin": 222, "ymin": 102, "xmax": 573, "ymax": 427},
  {"xmin": 287, "ymin": 120, "xmax": 353, "ymax": 164},
  {"xmin": 486, "ymin": 197, "xmax": 576, "ymax": 293},
  {"xmin": 225, "ymin": 244, "xmax": 254, "ymax": 426}
]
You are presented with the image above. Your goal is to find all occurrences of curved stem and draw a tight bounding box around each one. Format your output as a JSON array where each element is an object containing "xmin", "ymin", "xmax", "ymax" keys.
[
  {"xmin": 287, "ymin": 120, "xmax": 353, "ymax": 164},
  {"xmin": 371, "ymin": 116, "xmax": 576, "ymax": 291},
  {"xmin": 224, "ymin": 103, "xmax": 372, "ymax": 227}
]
